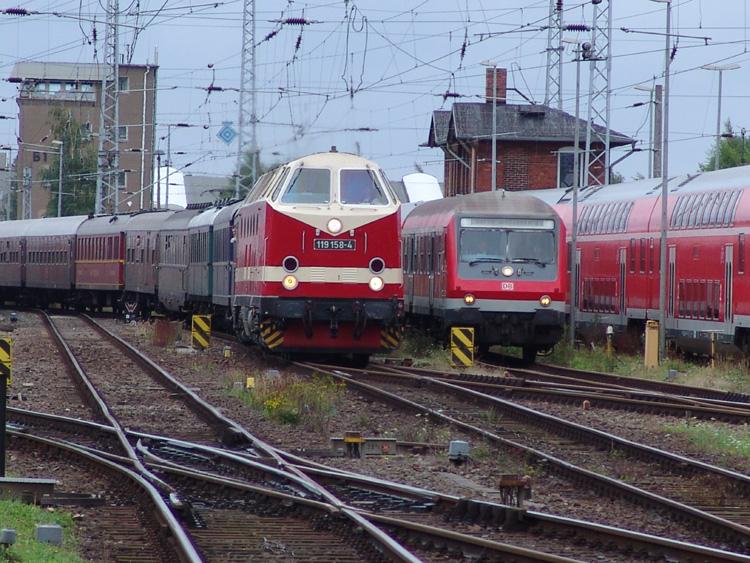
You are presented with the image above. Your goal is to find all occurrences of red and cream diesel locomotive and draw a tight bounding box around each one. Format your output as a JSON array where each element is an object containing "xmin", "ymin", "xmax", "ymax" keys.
[
  {"xmin": 232, "ymin": 150, "xmax": 403, "ymax": 361},
  {"xmin": 402, "ymin": 190, "xmax": 567, "ymax": 362}
]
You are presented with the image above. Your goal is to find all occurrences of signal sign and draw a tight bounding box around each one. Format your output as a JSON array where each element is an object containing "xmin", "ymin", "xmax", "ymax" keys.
[
  {"xmin": 450, "ymin": 327, "xmax": 474, "ymax": 368},
  {"xmin": 191, "ymin": 315, "xmax": 211, "ymax": 350}
]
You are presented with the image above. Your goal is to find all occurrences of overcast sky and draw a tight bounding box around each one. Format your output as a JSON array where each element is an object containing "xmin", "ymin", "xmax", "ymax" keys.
[{"xmin": 1, "ymin": 0, "xmax": 749, "ymax": 186}]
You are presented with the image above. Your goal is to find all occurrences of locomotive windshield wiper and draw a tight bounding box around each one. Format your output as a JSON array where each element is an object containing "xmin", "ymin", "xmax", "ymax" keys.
[
  {"xmin": 468, "ymin": 257, "xmax": 506, "ymax": 266},
  {"xmin": 510, "ymin": 257, "xmax": 547, "ymax": 268}
]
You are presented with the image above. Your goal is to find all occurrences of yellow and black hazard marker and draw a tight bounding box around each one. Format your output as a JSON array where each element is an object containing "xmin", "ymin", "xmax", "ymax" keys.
[
  {"xmin": 380, "ymin": 326, "xmax": 401, "ymax": 350},
  {"xmin": 0, "ymin": 337, "xmax": 11, "ymax": 384},
  {"xmin": 260, "ymin": 322, "xmax": 284, "ymax": 350},
  {"xmin": 450, "ymin": 327, "xmax": 474, "ymax": 368},
  {"xmin": 191, "ymin": 314, "xmax": 212, "ymax": 350}
]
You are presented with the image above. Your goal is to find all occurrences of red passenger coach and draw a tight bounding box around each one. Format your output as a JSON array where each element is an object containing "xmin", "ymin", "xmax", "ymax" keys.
[
  {"xmin": 232, "ymin": 151, "xmax": 403, "ymax": 361},
  {"xmin": 403, "ymin": 191, "xmax": 566, "ymax": 363},
  {"xmin": 75, "ymin": 214, "xmax": 131, "ymax": 311}
]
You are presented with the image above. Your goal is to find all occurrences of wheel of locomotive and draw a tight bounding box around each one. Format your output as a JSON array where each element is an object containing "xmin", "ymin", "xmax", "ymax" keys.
[{"xmin": 521, "ymin": 345, "xmax": 537, "ymax": 365}]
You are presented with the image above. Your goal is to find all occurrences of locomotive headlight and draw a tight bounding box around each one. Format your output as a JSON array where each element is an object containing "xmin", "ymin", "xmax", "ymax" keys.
[
  {"xmin": 539, "ymin": 295, "xmax": 552, "ymax": 307},
  {"xmin": 327, "ymin": 218, "xmax": 343, "ymax": 233},
  {"xmin": 283, "ymin": 256, "xmax": 299, "ymax": 273},
  {"xmin": 369, "ymin": 276, "xmax": 384, "ymax": 291},
  {"xmin": 282, "ymin": 275, "xmax": 299, "ymax": 291},
  {"xmin": 464, "ymin": 294, "xmax": 475, "ymax": 305},
  {"xmin": 501, "ymin": 265, "xmax": 514, "ymax": 277}
]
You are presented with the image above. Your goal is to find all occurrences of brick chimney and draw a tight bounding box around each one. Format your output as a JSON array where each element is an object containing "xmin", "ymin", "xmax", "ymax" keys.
[{"xmin": 485, "ymin": 68, "xmax": 507, "ymax": 104}]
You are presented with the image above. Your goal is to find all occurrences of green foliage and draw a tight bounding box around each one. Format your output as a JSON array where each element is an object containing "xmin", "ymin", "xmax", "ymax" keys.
[
  {"xmin": 230, "ymin": 151, "xmax": 285, "ymax": 198},
  {"xmin": 230, "ymin": 372, "xmax": 345, "ymax": 433},
  {"xmin": 699, "ymin": 119, "xmax": 748, "ymax": 172},
  {"xmin": 40, "ymin": 107, "xmax": 98, "ymax": 217},
  {"xmin": 542, "ymin": 336, "xmax": 750, "ymax": 395},
  {"xmin": 396, "ymin": 329, "xmax": 451, "ymax": 367},
  {"xmin": 0, "ymin": 500, "xmax": 82, "ymax": 562},
  {"xmin": 664, "ymin": 420, "xmax": 750, "ymax": 460}
]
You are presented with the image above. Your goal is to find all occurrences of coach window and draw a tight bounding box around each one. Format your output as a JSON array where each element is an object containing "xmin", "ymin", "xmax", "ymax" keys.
[
  {"xmin": 701, "ymin": 193, "xmax": 716, "ymax": 226},
  {"xmin": 280, "ymin": 168, "xmax": 330, "ymax": 204},
  {"xmin": 639, "ymin": 239, "xmax": 646, "ymax": 273},
  {"xmin": 629, "ymin": 239, "xmax": 635, "ymax": 273}
]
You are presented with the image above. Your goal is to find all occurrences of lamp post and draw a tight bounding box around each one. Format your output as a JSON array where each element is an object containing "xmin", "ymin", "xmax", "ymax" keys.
[
  {"xmin": 51, "ymin": 140, "xmax": 63, "ymax": 217},
  {"xmin": 652, "ymin": 0, "xmax": 672, "ymax": 363},
  {"xmin": 480, "ymin": 60, "xmax": 498, "ymax": 191},
  {"xmin": 160, "ymin": 123, "xmax": 193, "ymax": 210},
  {"xmin": 634, "ymin": 84, "xmax": 657, "ymax": 178},
  {"xmin": 155, "ymin": 150, "xmax": 164, "ymax": 209},
  {"xmin": 701, "ymin": 63, "xmax": 741, "ymax": 170},
  {"xmin": 0, "ymin": 146, "xmax": 12, "ymax": 220}
]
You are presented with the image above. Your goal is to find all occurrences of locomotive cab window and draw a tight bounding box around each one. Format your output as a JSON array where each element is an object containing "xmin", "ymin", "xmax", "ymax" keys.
[
  {"xmin": 340, "ymin": 169, "xmax": 388, "ymax": 205},
  {"xmin": 458, "ymin": 218, "xmax": 556, "ymax": 267},
  {"xmin": 280, "ymin": 168, "xmax": 331, "ymax": 204}
]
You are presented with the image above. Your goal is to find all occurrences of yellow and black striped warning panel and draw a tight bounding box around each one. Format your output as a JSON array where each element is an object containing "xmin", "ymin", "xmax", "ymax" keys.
[
  {"xmin": 0, "ymin": 337, "xmax": 12, "ymax": 384},
  {"xmin": 260, "ymin": 322, "xmax": 284, "ymax": 350},
  {"xmin": 191, "ymin": 315, "xmax": 212, "ymax": 350},
  {"xmin": 380, "ymin": 326, "xmax": 401, "ymax": 350},
  {"xmin": 450, "ymin": 327, "xmax": 474, "ymax": 368}
]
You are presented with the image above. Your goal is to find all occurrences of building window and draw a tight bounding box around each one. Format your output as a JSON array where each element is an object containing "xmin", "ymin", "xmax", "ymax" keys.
[
  {"xmin": 118, "ymin": 76, "xmax": 129, "ymax": 92},
  {"xmin": 118, "ymin": 171, "xmax": 127, "ymax": 188},
  {"xmin": 80, "ymin": 82, "xmax": 94, "ymax": 92},
  {"xmin": 557, "ymin": 148, "xmax": 584, "ymax": 188},
  {"xmin": 118, "ymin": 126, "xmax": 128, "ymax": 141},
  {"xmin": 48, "ymin": 82, "xmax": 62, "ymax": 93}
]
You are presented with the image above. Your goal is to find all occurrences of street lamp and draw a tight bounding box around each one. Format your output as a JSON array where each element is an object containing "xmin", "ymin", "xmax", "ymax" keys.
[
  {"xmin": 51, "ymin": 140, "xmax": 63, "ymax": 217},
  {"xmin": 652, "ymin": 0, "xmax": 671, "ymax": 363},
  {"xmin": 701, "ymin": 63, "xmax": 741, "ymax": 170},
  {"xmin": 561, "ymin": 37, "xmax": 585, "ymax": 347},
  {"xmin": 480, "ymin": 60, "xmax": 498, "ymax": 191}
]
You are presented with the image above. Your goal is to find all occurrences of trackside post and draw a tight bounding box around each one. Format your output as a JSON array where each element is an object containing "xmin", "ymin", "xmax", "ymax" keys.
[{"xmin": 0, "ymin": 337, "xmax": 12, "ymax": 477}]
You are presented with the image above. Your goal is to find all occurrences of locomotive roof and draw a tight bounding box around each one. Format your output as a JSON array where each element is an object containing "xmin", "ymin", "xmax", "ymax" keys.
[
  {"xmin": 281, "ymin": 150, "xmax": 382, "ymax": 171},
  {"xmin": 24, "ymin": 215, "xmax": 88, "ymax": 237},
  {"xmin": 124, "ymin": 209, "xmax": 175, "ymax": 230},
  {"xmin": 77, "ymin": 214, "xmax": 133, "ymax": 235},
  {"xmin": 404, "ymin": 190, "xmax": 558, "ymax": 222}
]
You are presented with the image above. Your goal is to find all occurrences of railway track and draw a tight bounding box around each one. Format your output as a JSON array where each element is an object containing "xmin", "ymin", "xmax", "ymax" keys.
[
  {"xmin": 483, "ymin": 352, "xmax": 750, "ymax": 404},
  {"xmin": 10, "ymin": 406, "xmax": 745, "ymax": 562},
  {"xmin": 303, "ymin": 361, "xmax": 750, "ymax": 554},
  {"xmin": 371, "ymin": 362, "xmax": 750, "ymax": 423}
]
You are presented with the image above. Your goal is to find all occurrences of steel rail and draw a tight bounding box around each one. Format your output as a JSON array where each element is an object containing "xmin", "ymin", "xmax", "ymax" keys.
[
  {"xmin": 361, "ymin": 364, "xmax": 750, "ymax": 422},
  {"xmin": 78, "ymin": 314, "xmax": 421, "ymax": 563},
  {"xmin": 10, "ymin": 405, "xmax": 749, "ymax": 562},
  {"xmin": 481, "ymin": 354, "xmax": 750, "ymax": 403},
  {"xmin": 8, "ymin": 430, "xmax": 202, "ymax": 562},
  {"xmin": 300, "ymin": 361, "xmax": 750, "ymax": 547}
]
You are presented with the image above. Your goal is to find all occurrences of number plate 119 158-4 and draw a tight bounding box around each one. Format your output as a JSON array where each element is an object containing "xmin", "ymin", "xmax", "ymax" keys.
[{"xmin": 314, "ymin": 239, "xmax": 356, "ymax": 250}]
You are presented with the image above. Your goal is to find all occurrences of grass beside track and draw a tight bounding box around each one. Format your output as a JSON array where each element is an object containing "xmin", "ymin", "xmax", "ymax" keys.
[
  {"xmin": 663, "ymin": 421, "xmax": 750, "ymax": 462},
  {"xmin": 0, "ymin": 500, "xmax": 81, "ymax": 563}
]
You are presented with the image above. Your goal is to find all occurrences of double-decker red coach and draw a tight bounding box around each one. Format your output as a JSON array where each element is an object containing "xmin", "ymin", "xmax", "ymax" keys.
[
  {"xmin": 232, "ymin": 150, "xmax": 403, "ymax": 362},
  {"xmin": 554, "ymin": 165, "xmax": 750, "ymax": 355},
  {"xmin": 402, "ymin": 190, "xmax": 567, "ymax": 363}
]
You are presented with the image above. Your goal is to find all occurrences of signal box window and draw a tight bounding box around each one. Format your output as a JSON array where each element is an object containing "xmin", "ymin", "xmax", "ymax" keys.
[
  {"xmin": 340, "ymin": 169, "xmax": 387, "ymax": 205},
  {"xmin": 280, "ymin": 168, "xmax": 330, "ymax": 204}
]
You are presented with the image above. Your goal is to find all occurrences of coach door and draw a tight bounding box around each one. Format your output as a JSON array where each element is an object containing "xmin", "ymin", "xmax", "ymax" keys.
[
  {"xmin": 618, "ymin": 247, "xmax": 626, "ymax": 322},
  {"xmin": 428, "ymin": 236, "xmax": 436, "ymax": 312},
  {"xmin": 725, "ymin": 244, "xmax": 734, "ymax": 331},
  {"xmin": 667, "ymin": 245, "xmax": 676, "ymax": 330}
]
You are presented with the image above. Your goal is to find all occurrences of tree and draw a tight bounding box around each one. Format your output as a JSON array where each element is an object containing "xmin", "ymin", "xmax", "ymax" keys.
[
  {"xmin": 699, "ymin": 119, "xmax": 748, "ymax": 172},
  {"xmin": 40, "ymin": 108, "xmax": 98, "ymax": 217},
  {"xmin": 226, "ymin": 150, "xmax": 284, "ymax": 198}
]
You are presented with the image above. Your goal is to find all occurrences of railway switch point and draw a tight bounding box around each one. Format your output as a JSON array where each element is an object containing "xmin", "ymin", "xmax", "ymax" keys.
[
  {"xmin": 0, "ymin": 529, "xmax": 16, "ymax": 547},
  {"xmin": 35, "ymin": 524, "xmax": 62, "ymax": 546},
  {"xmin": 448, "ymin": 440, "xmax": 470, "ymax": 465}
]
